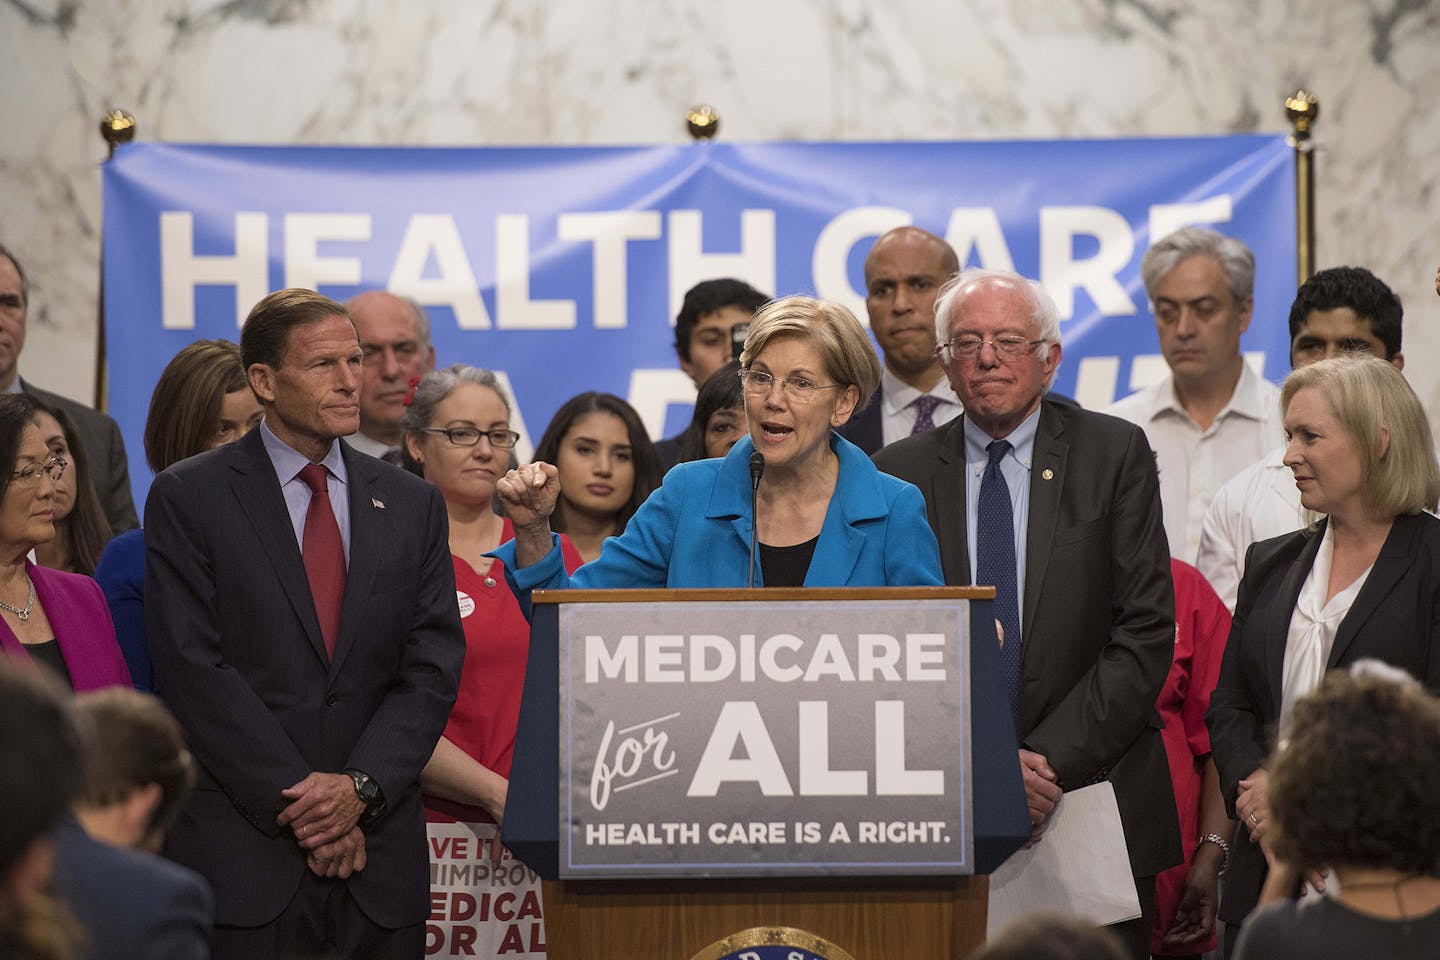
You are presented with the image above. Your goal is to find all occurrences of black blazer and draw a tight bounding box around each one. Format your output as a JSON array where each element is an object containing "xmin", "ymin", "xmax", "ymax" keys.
[
  {"xmin": 874, "ymin": 398, "xmax": 1180, "ymax": 877},
  {"xmin": 1206, "ymin": 512, "xmax": 1440, "ymax": 925},
  {"xmin": 145, "ymin": 428, "xmax": 465, "ymax": 928},
  {"xmin": 23, "ymin": 378, "xmax": 138, "ymax": 536},
  {"xmin": 836, "ymin": 389, "xmax": 885, "ymax": 455}
]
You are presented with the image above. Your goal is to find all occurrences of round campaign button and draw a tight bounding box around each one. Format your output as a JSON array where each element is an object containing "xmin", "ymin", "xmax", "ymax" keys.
[{"xmin": 456, "ymin": 591, "xmax": 475, "ymax": 618}]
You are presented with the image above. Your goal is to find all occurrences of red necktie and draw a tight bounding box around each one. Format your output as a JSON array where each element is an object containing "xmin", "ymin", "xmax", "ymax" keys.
[{"xmin": 299, "ymin": 464, "xmax": 345, "ymax": 658}]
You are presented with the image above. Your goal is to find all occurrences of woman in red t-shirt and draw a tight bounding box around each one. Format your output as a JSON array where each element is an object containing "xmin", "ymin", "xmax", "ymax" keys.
[{"xmin": 403, "ymin": 366, "xmax": 582, "ymax": 834}]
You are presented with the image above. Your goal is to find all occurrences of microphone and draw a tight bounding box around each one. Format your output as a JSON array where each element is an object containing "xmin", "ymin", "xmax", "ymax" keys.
[{"xmin": 748, "ymin": 451, "xmax": 765, "ymax": 589}]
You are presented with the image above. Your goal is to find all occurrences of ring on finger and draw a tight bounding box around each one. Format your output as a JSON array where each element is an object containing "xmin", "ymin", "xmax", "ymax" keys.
[{"xmin": 1249, "ymin": 813, "xmax": 1259, "ymax": 825}]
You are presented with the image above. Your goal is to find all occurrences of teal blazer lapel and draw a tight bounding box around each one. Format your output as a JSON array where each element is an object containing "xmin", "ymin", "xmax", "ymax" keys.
[{"xmin": 708, "ymin": 438, "xmax": 763, "ymax": 585}]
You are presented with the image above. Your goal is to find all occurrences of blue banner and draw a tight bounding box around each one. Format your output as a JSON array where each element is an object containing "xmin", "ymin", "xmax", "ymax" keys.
[{"xmin": 104, "ymin": 137, "xmax": 1294, "ymax": 507}]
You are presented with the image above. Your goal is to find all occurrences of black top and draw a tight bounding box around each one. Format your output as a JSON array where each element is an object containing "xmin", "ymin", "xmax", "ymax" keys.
[
  {"xmin": 25, "ymin": 638, "xmax": 73, "ymax": 688},
  {"xmin": 1235, "ymin": 894, "xmax": 1440, "ymax": 960},
  {"xmin": 759, "ymin": 536, "xmax": 819, "ymax": 587}
]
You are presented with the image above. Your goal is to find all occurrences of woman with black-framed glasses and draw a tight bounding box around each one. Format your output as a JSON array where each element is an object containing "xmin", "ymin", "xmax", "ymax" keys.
[
  {"xmin": 495, "ymin": 296, "xmax": 942, "ymax": 592},
  {"xmin": 401, "ymin": 365, "xmax": 582, "ymax": 863},
  {"xmin": 0, "ymin": 393, "xmax": 130, "ymax": 691}
]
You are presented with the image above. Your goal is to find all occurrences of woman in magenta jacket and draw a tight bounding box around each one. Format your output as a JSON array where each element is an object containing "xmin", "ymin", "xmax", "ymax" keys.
[{"xmin": 0, "ymin": 393, "xmax": 129, "ymax": 691}]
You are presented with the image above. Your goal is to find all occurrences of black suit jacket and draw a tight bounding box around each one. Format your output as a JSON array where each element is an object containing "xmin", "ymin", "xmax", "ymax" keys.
[
  {"xmin": 51, "ymin": 816, "xmax": 212, "ymax": 960},
  {"xmin": 145, "ymin": 428, "xmax": 465, "ymax": 928},
  {"xmin": 1206, "ymin": 512, "xmax": 1440, "ymax": 925},
  {"xmin": 23, "ymin": 378, "xmax": 138, "ymax": 536},
  {"xmin": 836, "ymin": 390, "xmax": 885, "ymax": 455},
  {"xmin": 873, "ymin": 398, "xmax": 1180, "ymax": 877}
]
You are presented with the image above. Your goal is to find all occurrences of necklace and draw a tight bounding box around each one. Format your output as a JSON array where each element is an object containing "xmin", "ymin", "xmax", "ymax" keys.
[{"xmin": 0, "ymin": 573, "xmax": 35, "ymax": 621}]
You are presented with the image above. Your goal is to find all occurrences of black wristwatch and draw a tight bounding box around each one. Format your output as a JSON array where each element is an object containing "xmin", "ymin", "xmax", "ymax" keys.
[{"xmin": 345, "ymin": 769, "xmax": 386, "ymax": 823}]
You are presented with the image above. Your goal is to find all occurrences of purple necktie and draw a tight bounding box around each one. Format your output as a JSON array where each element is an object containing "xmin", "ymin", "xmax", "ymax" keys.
[{"xmin": 911, "ymin": 395, "xmax": 942, "ymax": 435}]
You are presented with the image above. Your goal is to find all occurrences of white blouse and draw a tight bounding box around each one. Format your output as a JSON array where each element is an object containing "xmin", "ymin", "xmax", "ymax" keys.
[{"xmin": 1280, "ymin": 523, "xmax": 1374, "ymax": 730}]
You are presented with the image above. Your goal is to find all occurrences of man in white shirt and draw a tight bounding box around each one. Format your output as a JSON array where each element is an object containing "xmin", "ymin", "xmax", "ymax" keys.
[
  {"xmin": 1106, "ymin": 227, "xmax": 1281, "ymax": 562},
  {"xmin": 1196, "ymin": 266, "xmax": 1405, "ymax": 610},
  {"xmin": 837, "ymin": 226, "xmax": 963, "ymax": 453},
  {"xmin": 344, "ymin": 291, "xmax": 436, "ymax": 460}
]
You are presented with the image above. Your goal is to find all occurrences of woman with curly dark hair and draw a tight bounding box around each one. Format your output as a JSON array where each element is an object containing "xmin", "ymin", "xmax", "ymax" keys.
[{"xmin": 1233, "ymin": 662, "xmax": 1440, "ymax": 958}]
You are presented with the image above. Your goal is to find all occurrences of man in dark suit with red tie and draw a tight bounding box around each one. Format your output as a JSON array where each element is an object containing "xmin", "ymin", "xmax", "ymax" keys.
[
  {"xmin": 145, "ymin": 288, "xmax": 465, "ymax": 959},
  {"xmin": 873, "ymin": 268, "xmax": 1177, "ymax": 959}
]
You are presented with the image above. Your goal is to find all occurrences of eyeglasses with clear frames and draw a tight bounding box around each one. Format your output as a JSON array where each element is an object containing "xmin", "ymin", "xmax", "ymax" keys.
[
  {"xmin": 11, "ymin": 456, "xmax": 67, "ymax": 484},
  {"xmin": 937, "ymin": 335, "xmax": 1047, "ymax": 362},
  {"xmin": 739, "ymin": 368, "xmax": 847, "ymax": 403},
  {"xmin": 417, "ymin": 427, "xmax": 520, "ymax": 449}
]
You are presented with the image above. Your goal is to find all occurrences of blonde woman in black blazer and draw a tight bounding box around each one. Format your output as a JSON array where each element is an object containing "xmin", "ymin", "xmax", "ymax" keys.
[{"xmin": 1207, "ymin": 355, "xmax": 1440, "ymax": 950}]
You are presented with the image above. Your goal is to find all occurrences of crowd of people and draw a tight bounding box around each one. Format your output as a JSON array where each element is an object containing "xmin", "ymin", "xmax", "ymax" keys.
[{"xmin": 1, "ymin": 226, "xmax": 1438, "ymax": 960}]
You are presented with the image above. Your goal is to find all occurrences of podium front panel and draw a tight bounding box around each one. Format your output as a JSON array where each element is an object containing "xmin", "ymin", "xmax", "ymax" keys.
[{"xmin": 550, "ymin": 597, "xmax": 974, "ymax": 878}]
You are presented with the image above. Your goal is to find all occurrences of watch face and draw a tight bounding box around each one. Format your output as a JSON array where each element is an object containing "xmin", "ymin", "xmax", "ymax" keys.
[{"xmin": 351, "ymin": 773, "xmax": 378, "ymax": 802}]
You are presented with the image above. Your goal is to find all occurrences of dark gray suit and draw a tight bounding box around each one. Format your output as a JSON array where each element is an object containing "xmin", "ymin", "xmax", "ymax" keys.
[
  {"xmin": 873, "ymin": 398, "xmax": 1180, "ymax": 878},
  {"xmin": 836, "ymin": 389, "xmax": 885, "ymax": 454},
  {"xmin": 1207, "ymin": 513, "xmax": 1440, "ymax": 928},
  {"xmin": 51, "ymin": 816, "xmax": 213, "ymax": 960},
  {"xmin": 23, "ymin": 378, "xmax": 137, "ymax": 535},
  {"xmin": 145, "ymin": 428, "xmax": 464, "ymax": 931}
]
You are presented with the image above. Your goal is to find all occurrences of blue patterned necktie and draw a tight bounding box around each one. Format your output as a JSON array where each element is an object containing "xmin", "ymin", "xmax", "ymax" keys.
[
  {"xmin": 911, "ymin": 395, "xmax": 942, "ymax": 435},
  {"xmin": 976, "ymin": 439, "xmax": 1021, "ymax": 721}
]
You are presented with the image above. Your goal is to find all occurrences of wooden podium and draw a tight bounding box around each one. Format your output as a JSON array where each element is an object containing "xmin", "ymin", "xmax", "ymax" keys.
[{"xmin": 504, "ymin": 587, "xmax": 1028, "ymax": 960}]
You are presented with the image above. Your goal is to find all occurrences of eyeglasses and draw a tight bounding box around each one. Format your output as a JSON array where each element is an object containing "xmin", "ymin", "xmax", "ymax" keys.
[
  {"xmin": 417, "ymin": 427, "xmax": 520, "ymax": 449},
  {"xmin": 937, "ymin": 335, "xmax": 1047, "ymax": 362},
  {"xmin": 11, "ymin": 456, "xmax": 66, "ymax": 484},
  {"xmin": 739, "ymin": 369, "xmax": 846, "ymax": 403}
]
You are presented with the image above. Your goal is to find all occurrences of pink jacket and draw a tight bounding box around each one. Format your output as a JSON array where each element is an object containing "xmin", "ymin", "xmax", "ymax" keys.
[{"xmin": 0, "ymin": 562, "xmax": 131, "ymax": 691}]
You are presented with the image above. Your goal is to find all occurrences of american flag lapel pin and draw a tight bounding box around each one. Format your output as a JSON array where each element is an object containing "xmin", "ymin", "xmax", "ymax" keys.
[{"xmin": 372, "ymin": 498, "xmax": 385, "ymax": 510}]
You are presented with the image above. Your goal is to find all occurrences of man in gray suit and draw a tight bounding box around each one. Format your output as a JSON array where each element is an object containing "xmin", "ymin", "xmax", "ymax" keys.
[
  {"xmin": 0, "ymin": 241, "xmax": 137, "ymax": 535},
  {"xmin": 873, "ymin": 268, "xmax": 1177, "ymax": 959}
]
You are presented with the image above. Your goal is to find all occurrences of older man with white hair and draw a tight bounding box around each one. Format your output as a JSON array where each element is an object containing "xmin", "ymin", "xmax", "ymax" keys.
[{"xmin": 874, "ymin": 268, "xmax": 1177, "ymax": 960}]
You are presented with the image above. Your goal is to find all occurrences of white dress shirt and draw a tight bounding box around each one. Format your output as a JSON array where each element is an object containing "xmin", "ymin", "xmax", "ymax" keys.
[
  {"xmin": 343, "ymin": 431, "xmax": 397, "ymax": 460},
  {"xmin": 1105, "ymin": 362, "xmax": 1282, "ymax": 563},
  {"xmin": 1196, "ymin": 445, "xmax": 1306, "ymax": 612},
  {"xmin": 878, "ymin": 368, "xmax": 962, "ymax": 446},
  {"xmin": 1280, "ymin": 523, "xmax": 1372, "ymax": 729}
]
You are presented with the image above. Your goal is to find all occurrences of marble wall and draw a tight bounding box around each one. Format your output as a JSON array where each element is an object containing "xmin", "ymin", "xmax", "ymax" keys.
[{"xmin": 3, "ymin": 0, "xmax": 1438, "ymax": 409}]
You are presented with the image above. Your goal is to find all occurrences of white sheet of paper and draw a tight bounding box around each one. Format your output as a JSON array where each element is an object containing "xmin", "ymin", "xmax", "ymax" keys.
[{"xmin": 985, "ymin": 781, "xmax": 1141, "ymax": 939}]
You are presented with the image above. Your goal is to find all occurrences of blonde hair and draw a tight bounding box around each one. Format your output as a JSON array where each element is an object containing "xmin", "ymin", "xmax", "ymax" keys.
[
  {"xmin": 1281, "ymin": 355, "xmax": 1440, "ymax": 517},
  {"xmin": 740, "ymin": 296, "xmax": 881, "ymax": 410}
]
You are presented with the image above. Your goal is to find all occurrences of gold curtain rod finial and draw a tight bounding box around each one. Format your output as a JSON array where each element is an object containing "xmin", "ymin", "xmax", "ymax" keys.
[
  {"xmin": 686, "ymin": 105, "xmax": 720, "ymax": 141},
  {"xmin": 100, "ymin": 109, "xmax": 137, "ymax": 151},
  {"xmin": 1285, "ymin": 90, "xmax": 1319, "ymax": 141}
]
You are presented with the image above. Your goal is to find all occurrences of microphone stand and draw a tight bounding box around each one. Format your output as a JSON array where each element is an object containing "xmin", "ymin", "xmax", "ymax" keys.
[{"xmin": 748, "ymin": 451, "xmax": 765, "ymax": 588}]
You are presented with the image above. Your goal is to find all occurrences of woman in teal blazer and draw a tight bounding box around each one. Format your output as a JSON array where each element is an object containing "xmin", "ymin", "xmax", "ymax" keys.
[{"xmin": 495, "ymin": 296, "xmax": 942, "ymax": 593}]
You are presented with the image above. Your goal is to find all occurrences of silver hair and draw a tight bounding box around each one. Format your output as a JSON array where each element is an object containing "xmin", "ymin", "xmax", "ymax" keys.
[
  {"xmin": 933, "ymin": 267, "xmax": 1063, "ymax": 359},
  {"xmin": 402, "ymin": 364, "xmax": 510, "ymax": 432},
  {"xmin": 1141, "ymin": 226, "xmax": 1255, "ymax": 304}
]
